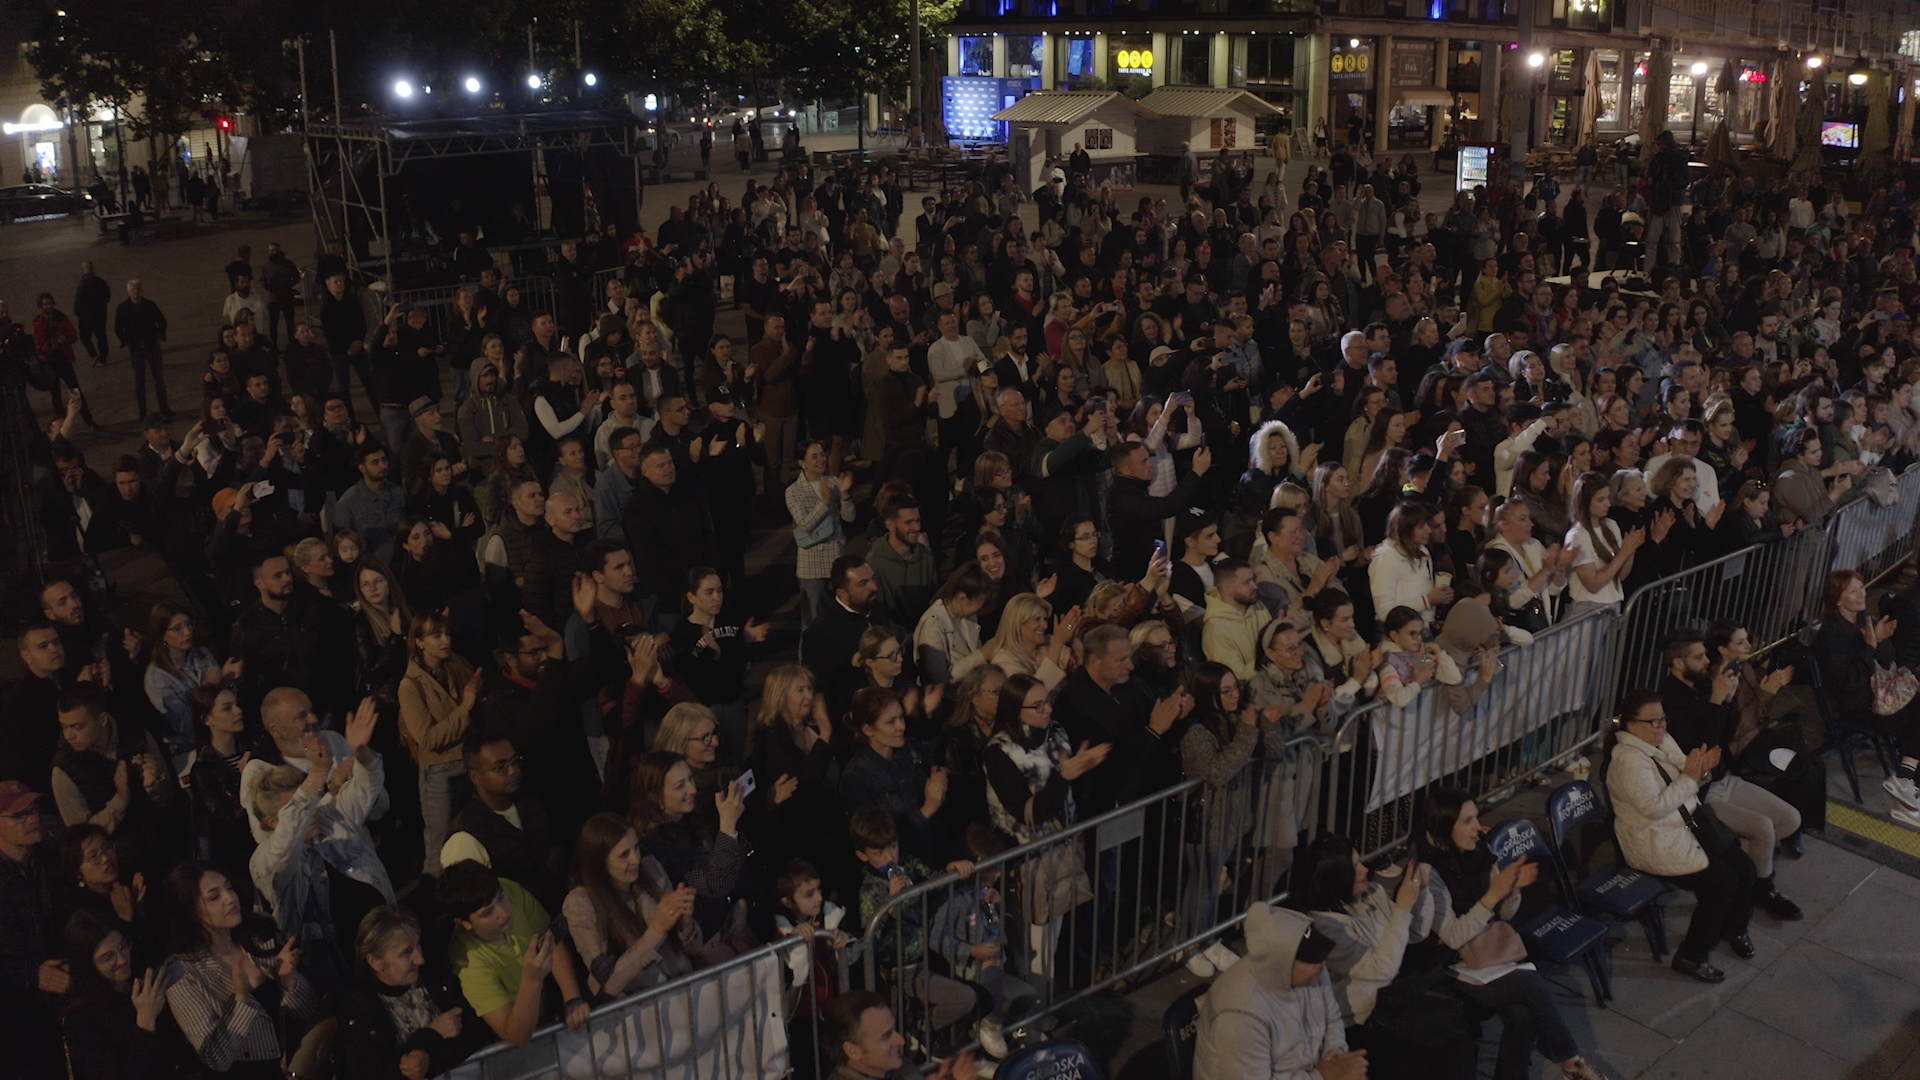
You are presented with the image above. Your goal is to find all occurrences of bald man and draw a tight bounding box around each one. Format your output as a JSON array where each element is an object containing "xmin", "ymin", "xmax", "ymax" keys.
[
  {"xmin": 238, "ymin": 687, "xmax": 389, "ymax": 844},
  {"xmin": 521, "ymin": 489, "xmax": 593, "ymax": 625}
]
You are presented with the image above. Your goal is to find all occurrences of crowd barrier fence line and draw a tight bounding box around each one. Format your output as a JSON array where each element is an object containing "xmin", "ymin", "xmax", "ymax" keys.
[{"xmin": 438, "ymin": 464, "xmax": 1920, "ymax": 1077}]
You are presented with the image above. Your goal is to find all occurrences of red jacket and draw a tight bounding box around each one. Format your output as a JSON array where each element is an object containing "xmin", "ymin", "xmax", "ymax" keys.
[{"xmin": 32, "ymin": 310, "xmax": 78, "ymax": 365}]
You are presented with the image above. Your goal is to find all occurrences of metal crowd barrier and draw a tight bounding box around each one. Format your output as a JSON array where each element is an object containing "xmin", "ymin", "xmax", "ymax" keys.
[
  {"xmin": 1597, "ymin": 523, "xmax": 1835, "ymax": 724},
  {"xmin": 849, "ymin": 737, "xmax": 1323, "ymax": 1062},
  {"xmin": 1321, "ymin": 609, "xmax": 1615, "ymax": 860},
  {"xmin": 1824, "ymin": 464, "xmax": 1920, "ymax": 585},
  {"xmin": 435, "ymin": 458, "xmax": 1920, "ymax": 1079},
  {"xmin": 442, "ymin": 934, "xmax": 815, "ymax": 1080}
]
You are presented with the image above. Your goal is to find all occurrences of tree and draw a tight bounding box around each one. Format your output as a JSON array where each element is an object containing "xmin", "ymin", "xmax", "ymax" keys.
[{"xmin": 769, "ymin": 0, "xmax": 959, "ymax": 102}]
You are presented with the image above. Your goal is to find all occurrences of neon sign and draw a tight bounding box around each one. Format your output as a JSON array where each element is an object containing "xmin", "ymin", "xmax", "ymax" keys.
[{"xmin": 1115, "ymin": 49, "xmax": 1154, "ymax": 76}]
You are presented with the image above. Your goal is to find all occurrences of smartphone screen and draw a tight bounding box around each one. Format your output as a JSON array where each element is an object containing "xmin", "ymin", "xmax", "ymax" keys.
[{"xmin": 739, "ymin": 769, "xmax": 757, "ymax": 797}]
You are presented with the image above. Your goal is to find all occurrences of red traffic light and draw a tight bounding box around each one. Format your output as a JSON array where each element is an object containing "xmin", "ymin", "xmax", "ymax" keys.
[{"xmin": 216, "ymin": 115, "xmax": 233, "ymax": 131}]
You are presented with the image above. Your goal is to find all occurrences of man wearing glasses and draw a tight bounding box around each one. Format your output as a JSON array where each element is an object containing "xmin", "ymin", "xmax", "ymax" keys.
[{"xmin": 442, "ymin": 735, "xmax": 565, "ymax": 911}]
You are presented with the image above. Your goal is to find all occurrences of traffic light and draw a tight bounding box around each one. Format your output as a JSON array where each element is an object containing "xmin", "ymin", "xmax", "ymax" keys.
[{"xmin": 215, "ymin": 115, "xmax": 233, "ymax": 132}]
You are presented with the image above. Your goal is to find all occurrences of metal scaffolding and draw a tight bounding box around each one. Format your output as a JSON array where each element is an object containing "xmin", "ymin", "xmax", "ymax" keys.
[{"xmin": 296, "ymin": 34, "xmax": 647, "ymax": 288}]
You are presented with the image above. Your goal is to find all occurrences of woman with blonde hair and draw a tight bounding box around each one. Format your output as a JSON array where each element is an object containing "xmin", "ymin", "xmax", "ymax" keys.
[
  {"xmin": 744, "ymin": 665, "xmax": 849, "ymax": 892},
  {"xmin": 398, "ymin": 610, "xmax": 477, "ymax": 875},
  {"xmin": 288, "ymin": 536, "xmax": 340, "ymax": 600},
  {"xmin": 653, "ymin": 701, "xmax": 733, "ymax": 825},
  {"xmin": 983, "ymin": 592, "xmax": 1078, "ymax": 692}
]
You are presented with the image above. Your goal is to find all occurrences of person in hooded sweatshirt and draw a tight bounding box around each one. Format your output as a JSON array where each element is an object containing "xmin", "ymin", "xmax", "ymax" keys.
[
  {"xmin": 1193, "ymin": 902, "xmax": 1365, "ymax": 1080},
  {"xmin": 456, "ymin": 353, "xmax": 529, "ymax": 477}
]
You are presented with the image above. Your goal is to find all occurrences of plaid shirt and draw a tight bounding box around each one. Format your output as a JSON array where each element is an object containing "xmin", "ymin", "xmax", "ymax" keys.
[{"xmin": 785, "ymin": 475, "xmax": 855, "ymax": 580}]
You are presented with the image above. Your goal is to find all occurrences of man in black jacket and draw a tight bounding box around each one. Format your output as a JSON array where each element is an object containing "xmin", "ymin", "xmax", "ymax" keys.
[
  {"xmin": 1054, "ymin": 626, "xmax": 1185, "ymax": 816},
  {"xmin": 73, "ymin": 260, "xmax": 110, "ymax": 365},
  {"xmin": 619, "ymin": 445, "xmax": 716, "ymax": 624},
  {"xmin": 1658, "ymin": 632, "xmax": 1803, "ymax": 922},
  {"xmin": 231, "ymin": 551, "xmax": 352, "ymax": 718},
  {"xmin": 1456, "ymin": 372, "xmax": 1505, "ymax": 490},
  {"xmin": 319, "ymin": 272, "xmax": 372, "ymax": 418},
  {"xmin": 1106, "ymin": 441, "xmax": 1213, "ymax": 581},
  {"xmin": 799, "ymin": 555, "xmax": 887, "ymax": 707},
  {"xmin": 113, "ymin": 278, "xmax": 170, "ymax": 420}
]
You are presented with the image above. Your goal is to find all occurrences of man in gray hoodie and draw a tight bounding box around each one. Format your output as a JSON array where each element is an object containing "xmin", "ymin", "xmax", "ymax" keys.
[
  {"xmin": 1194, "ymin": 904, "xmax": 1365, "ymax": 1080},
  {"xmin": 456, "ymin": 356, "xmax": 528, "ymax": 476}
]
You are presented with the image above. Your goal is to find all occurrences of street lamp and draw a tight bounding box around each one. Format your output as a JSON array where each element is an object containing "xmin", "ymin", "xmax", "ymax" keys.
[
  {"xmin": 1690, "ymin": 62, "xmax": 1707, "ymax": 76},
  {"xmin": 1527, "ymin": 52, "xmax": 1546, "ymax": 69},
  {"xmin": 392, "ymin": 80, "xmax": 414, "ymax": 98},
  {"xmin": 464, "ymin": 76, "xmax": 483, "ymax": 94},
  {"xmin": 1806, "ymin": 55, "xmax": 1823, "ymax": 69},
  {"xmin": 584, "ymin": 72, "xmax": 598, "ymax": 87},
  {"xmin": 1848, "ymin": 59, "xmax": 1870, "ymax": 87},
  {"xmin": 526, "ymin": 73, "xmax": 544, "ymax": 90}
]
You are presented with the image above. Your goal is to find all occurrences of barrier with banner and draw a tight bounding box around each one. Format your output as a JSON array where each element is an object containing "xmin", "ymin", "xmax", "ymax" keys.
[{"xmin": 442, "ymin": 936, "xmax": 804, "ymax": 1080}]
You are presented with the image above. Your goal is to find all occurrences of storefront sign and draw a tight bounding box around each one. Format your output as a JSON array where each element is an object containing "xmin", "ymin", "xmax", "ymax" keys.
[
  {"xmin": 1115, "ymin": 49, "xmax": 1155, "ymax": 76},
  {"xmin": 1392, "ymin": 40, "xmax": 1436, "ymax": 87},
  {"xmin": 1332, "ymin": 40, "xmax": 1373, "ymax": 82}
]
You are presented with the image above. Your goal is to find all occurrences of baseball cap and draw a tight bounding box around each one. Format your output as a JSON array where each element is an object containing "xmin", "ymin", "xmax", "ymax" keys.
[
  {"xmin": 1295, "ymin": 923, "xmax": 1335, "ymax": 964},
  {"xmin": 711, "ymin": 383, "xmax": 738, "ymax": 404},
  {"xmin": 0, "ymin": 781, "xmax": 43, "ymax": 816}
]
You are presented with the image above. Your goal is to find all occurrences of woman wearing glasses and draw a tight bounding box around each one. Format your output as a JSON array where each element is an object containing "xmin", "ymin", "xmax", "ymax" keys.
[
  {"xmin": 984, "ymin": 672, "xmax": 1109, "ymax": 982},
  {"xmin": 1608, "ymin": 689, "xmax": 1755, "ymax": 983}
]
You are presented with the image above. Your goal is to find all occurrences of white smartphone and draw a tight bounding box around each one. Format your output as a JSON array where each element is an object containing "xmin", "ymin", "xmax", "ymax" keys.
[{"xmin": 739, "ymin": 769, "xmax": 757, "ymax": 797}]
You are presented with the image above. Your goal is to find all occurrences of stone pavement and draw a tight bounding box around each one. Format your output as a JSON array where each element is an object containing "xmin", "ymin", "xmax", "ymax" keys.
[{"xmin": 1099, "ymin": 776, "xmax": 1920, "ymax": 1080}]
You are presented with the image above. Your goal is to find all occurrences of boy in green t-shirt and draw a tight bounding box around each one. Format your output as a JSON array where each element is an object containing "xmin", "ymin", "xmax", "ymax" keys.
[{"xmin": 441, "ymin": 860, "xmax": 592, "ymax": 1045}]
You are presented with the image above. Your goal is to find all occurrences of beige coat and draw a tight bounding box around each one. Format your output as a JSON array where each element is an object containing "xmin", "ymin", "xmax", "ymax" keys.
[
  {"xmin": 1606, "ymin": 729, "xmax": 1708, "ymax": 876},
  {"xmin": 397, "ymin": 657, "xmax": 476, "ymax": 768}
]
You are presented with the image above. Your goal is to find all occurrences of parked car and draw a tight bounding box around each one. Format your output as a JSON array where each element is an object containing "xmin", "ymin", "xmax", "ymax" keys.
[{"xmin": 0, "ymin": 183, "xmax": 90, "ymax": 222}]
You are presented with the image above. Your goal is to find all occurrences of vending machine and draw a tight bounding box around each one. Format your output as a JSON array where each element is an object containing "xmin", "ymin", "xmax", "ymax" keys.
[{"xmin": 1454, "ymin": 141, "xmax": 1503, "ymax": 194}]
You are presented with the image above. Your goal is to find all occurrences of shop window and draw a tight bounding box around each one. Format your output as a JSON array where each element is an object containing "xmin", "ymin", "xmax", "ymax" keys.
[
  {"xmin": 1059, "ymin": 37, "xmax": 1098, "ymax": 89},
  {"xmin": 1597, "ymin": 51, "xmax": 1622, "ymax": 121},
  {"xmin": 1175, "ymin": 34, "xmax": 1213, "ymax": 85},
  {"xmin": 1085, "ymin": 127, "xmax": 1115, "ymax": 149},
  {"xmin": 959, "ymin": 37, "xmax": 994, "ymax": 77},
  {"xmin": 1008, "ymin": 36, "xmax": 1044, "ymax": 89},
  {"xmin": 1448, "ymin": 43, "xmax": 1485, "ymax": 91}
]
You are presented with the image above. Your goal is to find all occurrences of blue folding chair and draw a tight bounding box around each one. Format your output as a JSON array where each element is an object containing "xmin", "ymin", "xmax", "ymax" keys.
[
  {"xmin": 1807, "ymin": 649, "xmax": 1899, "ymax": 803},
  {"xmin": 1546, "ymin": 780, "xmax": 1670, "ymax": 963},
  {"xmin": 1162, "ymin": 985, "xmax": 1207, "ymax": 1080},
  {"xmin": 996, "ymin": 1038, "xmax": 1107, "ymax": 1080},
  {"xmin": 1485, "ymin": 817, "xmax": 1615, "ymax": 1006}
]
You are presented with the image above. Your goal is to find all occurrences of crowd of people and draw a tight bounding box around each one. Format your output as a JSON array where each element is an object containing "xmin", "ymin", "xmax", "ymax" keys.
[{"xmin": 3, "ymin": 123, "xmax": 1919, "ymax": 1080}]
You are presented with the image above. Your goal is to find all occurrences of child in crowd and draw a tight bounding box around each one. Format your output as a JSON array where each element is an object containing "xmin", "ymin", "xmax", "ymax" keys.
[
  {"xmin": 439, "ymin": 860, "xmax": 593, "ymax": 1046},
  {"xmin": 850, "ymin": 808, "xmax": 979, "ymax": 1042},
  {"xmin": 777, "ymin": 857, "xmax": 849, "ymax": 1080},
  {"xmin": 929, "ymin": 824, "xmax": 1039, "ymax": 1059}
]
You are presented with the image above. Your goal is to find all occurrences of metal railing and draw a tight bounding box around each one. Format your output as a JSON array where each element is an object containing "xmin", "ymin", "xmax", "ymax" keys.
[
  {"xmin": 849, "ymin": 738, "xmax": 1322, "ymax": 1062},
  {"xmin": 434, "ymin": 460, "xmax": 1920, "ymax": 1078},
  {"xmin": 1323, "ymin": 608, "xmax": 1616, "ymax": 860},
  {"xmin": 1825, "ymin": 465, "xmax": 1920, "ymax": 586},
  {"xmin": 442, "ymin": 934, "xmax": 815, "ymax": 1080}
]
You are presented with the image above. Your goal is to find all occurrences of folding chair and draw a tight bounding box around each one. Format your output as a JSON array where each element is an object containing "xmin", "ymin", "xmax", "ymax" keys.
[
  {"xmin": 1162, "ymin": 985, "xmax": 1207, "ymax": 1080},
  {"xmin": 1485, "ymin": 817, "xmax": 1615, "ymax": 1006},
  {"xmin": 1807, "ymin": 650, "xmax": 1899, "ymax": 803},
  {"xmin": 1546, "ymin": 780, "xmax": 1670, "ymax": 962}
]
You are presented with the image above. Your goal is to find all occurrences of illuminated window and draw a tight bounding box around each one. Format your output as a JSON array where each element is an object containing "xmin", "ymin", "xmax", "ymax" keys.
[{"xmin": 960, "ymin": 37, "xmax": 993, "ymax": 77}]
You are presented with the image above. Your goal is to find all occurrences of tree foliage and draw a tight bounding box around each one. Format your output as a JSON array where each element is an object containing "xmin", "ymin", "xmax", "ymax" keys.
[{"xmin": 25, "ymin": 0, "xmax": 947, "ymax": 136}]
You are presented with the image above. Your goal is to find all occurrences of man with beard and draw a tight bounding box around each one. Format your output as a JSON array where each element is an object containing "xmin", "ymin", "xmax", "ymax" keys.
[
  {"xmin": 230, "ymin": 553, "xmax": 351, "ymax": 718},
  {"xmin": 800, "ymin": 555, "xmax": 890, "ymax": 710}
]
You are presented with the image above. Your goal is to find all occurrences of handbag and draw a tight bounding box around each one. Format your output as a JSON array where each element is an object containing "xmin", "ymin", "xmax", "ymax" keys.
[
  {"xmin": 1871, "ymin": 661, "xmax": 1919, "ymax": 716},
  {"xmin": 1368, "ymin": 969, "xmax": 1467, "ymax": 1049},
  {"xmin": 1456, "ymin": 920, "xmax": 1527, "ymax": 970},
  {"xmin": 1019, "ymin": 837, "xmax": 1094, "ymax": 925},
  {"xmin": 1651, "ymin": 759, "xmax": 1740, "ymax": 858}
]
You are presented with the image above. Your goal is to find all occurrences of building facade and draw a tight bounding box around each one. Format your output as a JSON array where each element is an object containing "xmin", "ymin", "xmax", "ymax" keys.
[{"xmin": 943, "ymin": 0, "xmax": 1920, "ymax": 159}]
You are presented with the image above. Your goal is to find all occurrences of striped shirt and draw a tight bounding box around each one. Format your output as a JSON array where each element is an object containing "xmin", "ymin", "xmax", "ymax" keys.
[{"xmin": 165, "ymin": 949, "xmax": 323, "ymax": 1072}]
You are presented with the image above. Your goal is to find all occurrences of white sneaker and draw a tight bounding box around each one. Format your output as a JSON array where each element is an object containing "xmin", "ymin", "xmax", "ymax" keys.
[
  {"xmin": 1204, "ymin": 941, "xmax": 1242, "ymax": 971},
  {"xmin": 976, "ymin": 1019, "xmax": 1008, "ymax": 1060},
  {"xmin": 1892, "ymin": 804, "xmax": 1920, "ymax": 831},
  {"xmin": 1884, "ymin": 776, "xmax": 1920, "ymax": 811},
  {"xmin": 1184, "ymin": 951, "xmax": 1217, "ymax": 978}
]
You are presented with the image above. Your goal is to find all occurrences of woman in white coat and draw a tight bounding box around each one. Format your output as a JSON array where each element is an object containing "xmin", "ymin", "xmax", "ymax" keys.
[
  {"xmin": 1607, "ymin": 688, "xmax": 1756, "ymax": 984},
  {"xmin": 913, "ymin": 564, "xmax": 991, "ymax": 685},
  {"xmin": 1369, "ymin": 500, "xmax": 1452, "ymax": 629}
]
